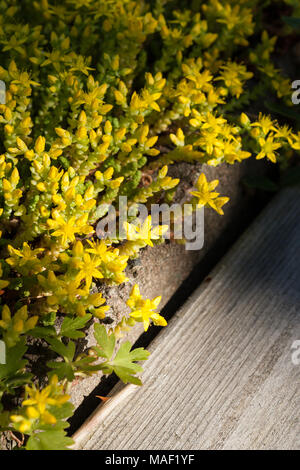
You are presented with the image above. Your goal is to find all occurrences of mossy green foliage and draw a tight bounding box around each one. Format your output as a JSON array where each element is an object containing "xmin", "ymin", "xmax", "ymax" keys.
[{"xmin": 0, "ymin": 0, "xmax": 299, "ymax": 450}]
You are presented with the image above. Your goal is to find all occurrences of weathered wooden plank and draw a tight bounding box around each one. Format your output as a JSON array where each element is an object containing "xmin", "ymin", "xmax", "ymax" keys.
[{"xmin": 73, "ymin": 188, "xmax": 300, "ymax": 450}]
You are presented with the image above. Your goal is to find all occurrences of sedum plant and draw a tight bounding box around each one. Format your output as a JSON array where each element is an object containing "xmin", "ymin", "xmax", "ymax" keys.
[{"xmin": 0, "ymin": 0, "xmax": 299, "ymax": 450}]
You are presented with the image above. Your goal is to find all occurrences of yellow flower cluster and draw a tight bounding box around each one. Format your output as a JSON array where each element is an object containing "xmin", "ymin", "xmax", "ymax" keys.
[
  {"xmin": 242, "ymin": 113, "xmax": 297, "ymax": 164},
  {"xmin": 36, "ymin": 239, "xmax": 128, "ymax": 318},
  {"xmin": 10, "ymin": 375, "xmax": 70, "ymax": 434}
]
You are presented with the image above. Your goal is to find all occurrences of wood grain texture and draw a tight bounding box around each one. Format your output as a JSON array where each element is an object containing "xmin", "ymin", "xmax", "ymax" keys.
[{"xmin": 73, "ymin": 188, "xmax": 300, "ymax": 450}]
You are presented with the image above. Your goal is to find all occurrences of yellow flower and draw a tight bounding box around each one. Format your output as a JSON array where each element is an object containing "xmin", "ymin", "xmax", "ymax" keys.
[
  {"xmin": 275, "ymin": 125, "xmax": 293, "ymax": 144},
  {"xmin": 23, "ymin": 375, "xmax": 69, "ymax": 409},
  {"xmin": 124, "ymin": 215, "xmax": 168, "ymax": 247},
  {"xmin": 195, "ymin": 129, "xmax": 223, "ymax": 155},
  {"xmin": 6, "ymin": 242, "xmax": 45, "ymax": 263},
  {"xmin": 216, "ymin": 62, "xmax": 253, "ymax": 98},
  {"xmin": 257, "ymin": 135, "xmax": 281, "ymax": 163},
  {"xmin": 291, "ymin": 132, "xmax": 300, "ymax": 151},
  {"xmin": 201, "ymin": 112, "xmax": 227, "ymax": 130},
  {"xmin": 55, "ymin": 278, "xmax": 87, "ymax": 303},
  {"xmin": 47, "ymin": 215, "xmax": 94, "ymax": 245},
  {"xmin": 251, "ymin": 114, "xmax": 277, "ymax": 135},
  {"xmin": 48, "ymin": 216, "xmax": 77, "ymax": 244},
  {"xmin": 141, "ymin": 89, "xmax": 162, "ymax": 112},
  {"xmin": 6, "ymin": 243, "xmax": 45, "ymax": 275},
  {"xmin": 10, "ymin": 415, "xmax": 32, "ymax": 434},
  {"xmin": 11, "ymin": 375, "xmax": 70, "ymax": 433},
  {"xmin": 76, "ymin": 253, "xmax": 103, "ymax": 289},
  {"xmin": 213, "ymin": 197, "xmax": 231, "ymax": 216},
  {"xmin": 190, "ymin": 173, "xmax": 219, "ymax": 205},
  {"xmin": 190, "ymin": 173, "xmax": 229, "ymax": 215},
  {"xmin": 127, "ymin": 284, "xmax": 166, "ymax": 331},
  {"xmin": 223, "ymin": 141, "xmax": 251, "ymax": 164},
  {"xmin": 86, "ymin": 239, "xmax": 108, "ymax": 257}
]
